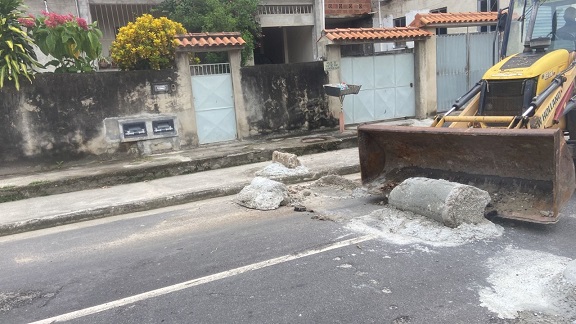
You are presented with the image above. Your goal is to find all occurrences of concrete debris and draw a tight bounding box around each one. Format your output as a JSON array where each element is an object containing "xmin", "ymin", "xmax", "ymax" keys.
[
  {"xmin": 564, "ymin": 260, "xmax": 576, "ymax": 286},
  {"xmin": 311, "ymin": 174, "xmax": 359, "ymax": 190},
  {"xmin": 479, "ymin": 247, "xmax": 576, "ymax": 320},
  {"xmin": 255, "ymin": 162, "xmax": 310, "ymax": 179},
  {"xmin": 345, "ymin": 207, "xmax": 503, "ymax": 247},
  {"xmin": 293, "ymin": 204, "xmax": 307, "ymax": 212},
  {"xmin": 389, "ymin": 177, "xmax": 491, "ymax": 228},
  {"xmin": 234, "ymin": 177, "xmax": 290, "ymax": 210},
  {"xmin": 272, "ymin": 151, "xmax": 301, "ymax": 168}
]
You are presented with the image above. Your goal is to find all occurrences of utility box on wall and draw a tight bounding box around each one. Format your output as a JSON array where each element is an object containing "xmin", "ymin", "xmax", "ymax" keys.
[{"xmin": 105, "ymin": 114, "xmax": 180, "ymax": 155}]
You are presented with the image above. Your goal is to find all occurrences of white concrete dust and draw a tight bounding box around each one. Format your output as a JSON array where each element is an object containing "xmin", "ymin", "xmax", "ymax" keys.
[
  {"xmin": 344, "ymin": 207, "xmax": 504, "ymax": 247},
  {"xmin": 479, "ymin": 247, "xmax": 576, "ymax": 320},
  {"xmin": 290, "ymin": 175, "xmax": 370, "ymax": 206},
  {"xmin": 255, "ymin": 162, "xmax": 310, "ymax": 179}
]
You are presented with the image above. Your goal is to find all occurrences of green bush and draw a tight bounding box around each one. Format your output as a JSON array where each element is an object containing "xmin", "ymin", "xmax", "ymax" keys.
[
  {"xmin": 0, "ymin": 0, "xmax": 38, "ymax": 89},
  {"xmin": 110, "ymin": 14, "xmax": 186, "ymax": 70}
]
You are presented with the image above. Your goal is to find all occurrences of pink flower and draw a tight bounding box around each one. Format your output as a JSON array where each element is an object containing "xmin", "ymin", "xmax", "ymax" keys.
[
  {"xmin": 17, "ymin": 17, "xmax": 35, "ymax": 28},
  {"xmin": 76, "ymin": 17, "xmax": 88, "ymax": 30},
  {"xmin": 41, "ymin": 11, "xmax": 77, "ymax": 28}
]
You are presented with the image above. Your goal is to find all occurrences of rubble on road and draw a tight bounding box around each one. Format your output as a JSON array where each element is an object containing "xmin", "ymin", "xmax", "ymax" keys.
[
  {"xmin": 234, "ymin": 177, "xmax": 290, "ymax": 210},
  {"xmin": 389, "ymin": 177, "xmax": 491, "ymax": 228}
]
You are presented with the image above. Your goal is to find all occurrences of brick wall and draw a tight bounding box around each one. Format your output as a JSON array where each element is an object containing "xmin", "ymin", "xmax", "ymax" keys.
[{"xmin": 325, "ymin": 0, "xmax": 371, "ymax": 16}]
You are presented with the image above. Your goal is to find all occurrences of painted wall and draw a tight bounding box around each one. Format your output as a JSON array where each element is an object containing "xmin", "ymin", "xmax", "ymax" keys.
[
  {"xmin": 241, "ymin": 62, "xmax": 337, "ymax": 136},
  {"xmin": 0, "ymin": 70, "xmax": 194, "ymax": 162}
]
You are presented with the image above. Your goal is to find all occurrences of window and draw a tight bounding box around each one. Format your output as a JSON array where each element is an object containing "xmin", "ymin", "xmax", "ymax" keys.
[
  {"xmin": 430, "ymin": 7, "xmax": 447, "ymax": 35},
  {"xmin": 393, "ymin": 16, "xmax": 406, "ymax": 27},
  {"xmin": 479, "ymin": 0, "xmax": 499, "ymax": 32}
]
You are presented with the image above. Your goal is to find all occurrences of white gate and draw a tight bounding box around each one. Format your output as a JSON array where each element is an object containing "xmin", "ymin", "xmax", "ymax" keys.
[
  {"xmin": 340, "ymin": 52, "xmax": 415, "ymax": 124},
  {"xmin": 436, "ymin": 32, "xmax": 497, "ymax": 112},
  {"xmin": 191, "ymin": 63, "xmax": 237, "ymax": 144}
]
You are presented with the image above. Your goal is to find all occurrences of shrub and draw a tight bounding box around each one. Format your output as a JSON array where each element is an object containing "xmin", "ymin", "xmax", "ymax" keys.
[
  {"xmin": 110, "ymin": 14, "xmax": 186, "ymax": 70},
  {"xmin": 0, "ymin": 0, "xmax": 39, "ymax": 89},
  {"xmin": 25, "ymin": 11, "xmax": 103, "ymax": 73}
]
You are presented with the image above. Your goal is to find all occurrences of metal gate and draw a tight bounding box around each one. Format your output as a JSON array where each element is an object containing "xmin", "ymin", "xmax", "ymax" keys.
[
  {"xmin": 340, "ymin": 52, "xmax": 415, "ymax": 124},
  {"xmin": 436, "ymin": 32, "xmax": 497, "ymax": 112},
  {"xmin": 191, "ymin": 63, "xmax": 237, "ymax": 144}
]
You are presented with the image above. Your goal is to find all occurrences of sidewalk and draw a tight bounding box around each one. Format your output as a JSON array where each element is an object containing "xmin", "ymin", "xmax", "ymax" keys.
[
  {"xmin": 0, "ymin": 126, "xmax": 362, "ymax": 236},
  {"xmin": 0, "ymin": 148, "xmax": 360, "ymax": 236},
  {"xmin": 0, "ymin": 129, "xmax": 358, "ymax": 202},
  {"xmin": 0, "ymin": 119, "xmax": 430, "ymax": 236}
]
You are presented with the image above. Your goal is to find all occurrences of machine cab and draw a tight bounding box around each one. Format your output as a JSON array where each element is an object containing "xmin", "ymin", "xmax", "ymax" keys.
[{"xmin": 503, "ymin": 0, "xmax": 576, "ymax": 57}]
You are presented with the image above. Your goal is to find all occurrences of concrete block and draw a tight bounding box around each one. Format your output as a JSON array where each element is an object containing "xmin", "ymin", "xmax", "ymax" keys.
[
  {"xmin": 234, "ymin": 177, "xmax": 290, "ymax": 210},
  {"xmin": 389, "ymin": 177, "xmax": 491, "ymax": 228},
  {"xmin": 272, "ymin": 151, "xmax": 301, "ymax": 168}
]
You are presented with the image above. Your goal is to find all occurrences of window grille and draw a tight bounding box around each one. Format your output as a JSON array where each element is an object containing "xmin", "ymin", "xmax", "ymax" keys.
[
  {"xmin": 190, "ymin": 63, "xmax": 231, "ymax": 76},
  {"xmin": 89, "ymin": 4, "xmax": 156, "ymax": 48}
]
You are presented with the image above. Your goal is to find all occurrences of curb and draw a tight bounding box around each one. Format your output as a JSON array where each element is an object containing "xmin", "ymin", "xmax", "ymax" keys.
[
  {"xmin": 0, "ymin": 136, "xmax": 358, "ymax": 203},
  {"xmin": 0, "ymin": 164, "xmax": 360, "ymax": 237}
]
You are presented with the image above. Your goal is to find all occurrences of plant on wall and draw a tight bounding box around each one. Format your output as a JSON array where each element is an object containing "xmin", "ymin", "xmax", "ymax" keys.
[
  {"xmin": 22, "ymin": 11, "xmax": 103, "ymax": 73},
  {"xmin": 110, "ymin": 14, "xmax": 186, "ymax": 71},
  {"xmin": 157, "ymin": 0, "xmax": 260, "ymax": 65},
  {"xmin": 0, "ymin": 0, "xmax": 39, "ymax": 90}
]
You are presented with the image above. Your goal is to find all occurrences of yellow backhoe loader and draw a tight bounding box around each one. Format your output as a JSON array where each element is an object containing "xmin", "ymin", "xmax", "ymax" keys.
[{"xmin": 359, "ymin": 0, "xmax": 576, "ymax": 223}]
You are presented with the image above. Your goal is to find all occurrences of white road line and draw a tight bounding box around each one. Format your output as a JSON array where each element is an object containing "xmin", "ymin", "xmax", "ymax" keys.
[{"xmin": 31, "ymin": 234, "xmax": 376, "ymax": 324}]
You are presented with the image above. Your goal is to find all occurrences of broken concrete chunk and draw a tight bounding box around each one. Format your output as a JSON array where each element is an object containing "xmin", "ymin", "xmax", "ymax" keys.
[
  {"xmin": 234, "ymin": 177, "xmax": 290, "ymax": 210},
  {"xmin": 272, "ymin": 151, "xmax": 301, "ymax": 169},
  {"xmin": 388, "ymin": 177, "xmax": 491, "ymax": 228},
  {"xmin": 255, "ymin": 162, "xmax": 310, "ymax": 179}
]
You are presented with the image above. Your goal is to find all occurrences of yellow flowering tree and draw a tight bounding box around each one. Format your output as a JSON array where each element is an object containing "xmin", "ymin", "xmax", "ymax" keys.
[{"xmin": 110, "ymin": 14, "xmax": 185, "ymax": 70}]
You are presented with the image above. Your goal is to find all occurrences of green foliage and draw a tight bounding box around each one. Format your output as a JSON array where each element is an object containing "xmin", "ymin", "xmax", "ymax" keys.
[
  {"xmin": 110, "ymin": 14, "xmax": 186, "ymax": 70},
  {"xmin": 0, "ymin": 0, "xmax": 38, "ymax": 90},
  {"xmin": 157, "ymin": 0, "xmax": 261, "ymax": 65},
  {"xmin": 26, "ymin": 11, "xmax": 103, "ymax": 73}
]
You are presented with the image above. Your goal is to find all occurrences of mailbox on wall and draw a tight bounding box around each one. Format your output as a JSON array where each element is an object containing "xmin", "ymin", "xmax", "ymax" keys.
[
  {"xmin": 117, "ymin": 115, "xmax": 179, "ymax": 143},
  {"xmin": 122, "ymin": 122, "xmax": 147, "ymax": 138},
  {"xmin": 152, "ymin": 120, "xmax": 175, "ymax": 135}
]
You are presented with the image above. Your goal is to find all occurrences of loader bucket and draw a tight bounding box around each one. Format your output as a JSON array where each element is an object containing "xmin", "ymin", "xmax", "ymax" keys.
[{"xmin": 358, "ymin": 125, "xmax": 576, "ymax": 224}]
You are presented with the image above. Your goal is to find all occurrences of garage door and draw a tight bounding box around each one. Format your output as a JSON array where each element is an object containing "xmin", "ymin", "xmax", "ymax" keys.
[{"xmin": 340, "ymin": 52, "xmax": 415, "ymax": 124}]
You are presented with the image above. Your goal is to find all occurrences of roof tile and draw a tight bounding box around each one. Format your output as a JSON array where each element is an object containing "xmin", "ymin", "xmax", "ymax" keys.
[
  {"xmin": 410, "ymin": 12, "xmax": 498, "ymax": 28},
  {"xmin": 323, "ymin": 27, "xmax": 433, "ymax": 42},
  {"xmin": 175, "ymin": 32, "xmax": 246, "ymax": 50}
]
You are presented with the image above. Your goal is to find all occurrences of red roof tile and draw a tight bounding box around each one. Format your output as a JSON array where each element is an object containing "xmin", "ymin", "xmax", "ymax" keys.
[
  {"xmin": 175, "ymin": 32, "xmax": 246, "ymax": 50},
  {"xmin": 322, "ymin": 27, "xmax": 433, "ymax": 42},
  {"xmin": 410, "ymin": 12, "xmax": 498, "ymax": 28}
]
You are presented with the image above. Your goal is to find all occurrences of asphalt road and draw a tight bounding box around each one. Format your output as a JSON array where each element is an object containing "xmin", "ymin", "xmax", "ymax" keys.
[{"xmin": 0, "ymin": 178, "xmax": 575, "ymax": 324}]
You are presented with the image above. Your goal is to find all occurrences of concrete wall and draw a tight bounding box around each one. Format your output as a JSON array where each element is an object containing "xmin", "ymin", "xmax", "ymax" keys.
[
  {"xmin": 0, "ymin": 70, "xmax": 195, "ymax": 162},
  {"xmin": 287, "ymin": 26, "xmax": 314, "ymax": 63},
  {"xmin": 240, "ymin": 62, "xmax": 337, "ymax": 136},
  {"xmin": 0, "ymin": 62, "xmax": 340, "ymax": 162}
]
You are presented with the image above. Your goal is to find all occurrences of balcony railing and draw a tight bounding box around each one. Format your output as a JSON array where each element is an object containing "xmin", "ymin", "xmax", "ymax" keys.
[{"xmin": 257, "ymin": 5, "xmax": 313, "ymax": 15}]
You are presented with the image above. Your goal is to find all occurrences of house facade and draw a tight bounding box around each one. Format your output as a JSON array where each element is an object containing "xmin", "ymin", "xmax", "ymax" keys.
[{"xmin": 374, "ymin": 0, "xmax": 501, "ymax": 33}]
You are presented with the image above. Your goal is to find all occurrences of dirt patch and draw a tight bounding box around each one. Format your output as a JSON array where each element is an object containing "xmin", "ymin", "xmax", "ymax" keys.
[
  {"xmin": 288, "ymin": 175, "xmax": 370, "ymax": 211},
  {"xmin": 0, "ymin": 291, "xmax": 46, "ymax": 312}
]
